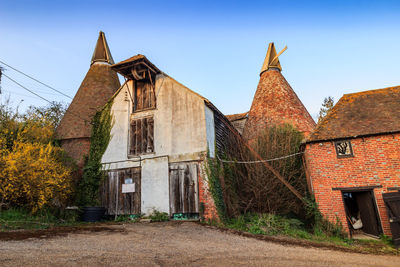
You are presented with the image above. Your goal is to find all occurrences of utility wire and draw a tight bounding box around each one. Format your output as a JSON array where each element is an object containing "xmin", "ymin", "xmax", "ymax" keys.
[
  {"xmin": 0, "ymin": 59, "xmax": 73, "ymax": 99},
  {"xmin": 2, "ymin": 89, "xmax": 44, "ymax": 100},
  {"xmin": 216, "ymin": 151, "xmax": 304, "ymax": 164},
  {"xmin": 3, "ymin": 73, "xmax": 55, "ymax": 104},
  {"xmin": 3, "ymin": 73, "xmax": 91, "ymax": 124}
]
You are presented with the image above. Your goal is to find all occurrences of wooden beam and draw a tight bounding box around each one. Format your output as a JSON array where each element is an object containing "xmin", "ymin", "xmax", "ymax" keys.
[{"xmin": 332, "ymin": 185, "xmax": 382, "ymax": 191}]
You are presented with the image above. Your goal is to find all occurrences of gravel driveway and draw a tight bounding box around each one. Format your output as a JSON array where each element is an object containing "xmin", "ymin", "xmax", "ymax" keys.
[{"xmin": 0, "ymin": 222, "xmax": 398, "ymax": 266}]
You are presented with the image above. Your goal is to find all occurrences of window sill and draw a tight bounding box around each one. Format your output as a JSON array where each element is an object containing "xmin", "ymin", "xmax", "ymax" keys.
[
  {"xmin": 132, "ymin": 107, "xmax": 156, "ymax": 114},
  {"xmin": 128, "ymin": 152, "xmax": 155, "ymax": 158}
]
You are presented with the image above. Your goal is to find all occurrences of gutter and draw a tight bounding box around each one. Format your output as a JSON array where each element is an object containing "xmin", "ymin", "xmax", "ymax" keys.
[{"xmin": 304, "ymin": 130, "xmax": 400, "ymax": 145}]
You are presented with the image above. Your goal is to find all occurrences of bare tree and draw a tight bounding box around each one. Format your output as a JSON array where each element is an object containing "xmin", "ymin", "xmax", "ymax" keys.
[
  {"xmin": 218, "ymin": 124, "xmax": 308, "ymax": 216},
  {"xmin": 318, "ymin": 96, "xmax": 334, "ymax": 123}
]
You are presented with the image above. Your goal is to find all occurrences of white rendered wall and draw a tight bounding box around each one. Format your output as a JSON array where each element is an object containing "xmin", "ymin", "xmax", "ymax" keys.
[
  {"xmin": 102, "ymin": 76, "xmax": 209, "ymax": 167},
  {"xmin": 141, "ymin": 156, "xmax": 169, "ymax": 214},
  {"xmin": 101, "ymin": 75, "xmax": 212, "ymax": 215}
]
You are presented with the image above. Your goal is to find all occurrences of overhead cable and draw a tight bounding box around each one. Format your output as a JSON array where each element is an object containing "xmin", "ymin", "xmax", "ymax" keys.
[
  {"xmin": 0, "ymin": 59, "xmax": 73, "ymax": 99},
  {"xmin": 216, "ymin": 151, "xmax": 304, "ymax": 164},
  {"xmin": 3, "ymin": 73, "xmax": 90, "ymax": 124}
]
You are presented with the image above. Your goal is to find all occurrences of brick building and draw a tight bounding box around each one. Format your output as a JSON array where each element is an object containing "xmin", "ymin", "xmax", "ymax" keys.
[
  {"xmin": 304, "ymin": 86, "xmax": 400, "ymax": 237},
  {"xmin": 242, "ymin": 43, "xmax": 315, "ymax": 142},
  {"xmin": 55, "ymin": 32, "xmax": 121, "ymax": 167}
]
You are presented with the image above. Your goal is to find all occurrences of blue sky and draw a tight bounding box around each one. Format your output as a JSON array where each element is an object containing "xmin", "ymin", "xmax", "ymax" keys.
[{"xmin": 1, "ymin": 0, "xmax": 400, "ymax": 119}]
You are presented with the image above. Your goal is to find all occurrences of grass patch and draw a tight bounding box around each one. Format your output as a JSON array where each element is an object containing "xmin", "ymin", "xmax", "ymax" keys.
[
  {"xmin": 222, "ymin": 213, "xmax": 398, "ymax": 254},
  {"xmin": 0, "ymin": 208, "xmax": 81, "ymax": 231}
]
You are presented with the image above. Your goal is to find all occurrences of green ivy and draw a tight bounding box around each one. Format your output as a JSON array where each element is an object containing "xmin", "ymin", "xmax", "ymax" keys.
[
  {"xmin": 206, "ymin": 154, "xmax": 228, "ymax": 223},
  {"xmin": 77, "ymin": 100, "xmax": 113, "ymax": 206}
]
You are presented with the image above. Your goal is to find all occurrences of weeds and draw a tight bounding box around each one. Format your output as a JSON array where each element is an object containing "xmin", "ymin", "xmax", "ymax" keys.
[
  {"xmin": 224, "ymin": 213, "xmax": 353, "ymax": 245},
  {"xmin": 148, "ymin": 210, "xmax": 169, "ymax": 222}
]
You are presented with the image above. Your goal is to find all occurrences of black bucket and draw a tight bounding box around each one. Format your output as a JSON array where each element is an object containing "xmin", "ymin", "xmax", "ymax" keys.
[{"xmin": 81, "ymin": 207, "xmax": 106, "ymax": 222}]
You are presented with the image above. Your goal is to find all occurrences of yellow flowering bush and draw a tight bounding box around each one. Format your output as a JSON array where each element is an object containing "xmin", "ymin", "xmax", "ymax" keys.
[{"xmin": 0, "ymin": 140, "xmax": 72, "ymax": 213}]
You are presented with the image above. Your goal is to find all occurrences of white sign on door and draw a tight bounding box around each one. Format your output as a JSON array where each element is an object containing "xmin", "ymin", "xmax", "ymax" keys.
[{"xmin": 122, "ymin": 183, "xmax": 135, "ymax": 193}]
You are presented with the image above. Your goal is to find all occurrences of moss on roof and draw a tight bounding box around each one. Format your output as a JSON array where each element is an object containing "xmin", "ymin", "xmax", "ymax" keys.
[{"xmin": 308, "ymin": 86, "xmax": 400, "ymax": 142}]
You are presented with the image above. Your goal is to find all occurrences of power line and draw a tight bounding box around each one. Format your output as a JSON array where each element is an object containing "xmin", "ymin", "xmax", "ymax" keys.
[
  {"xmin": 3, "ymin": 73, "xmax": 55, "ymax": 105},
  {"xmin": 2, "ymin": 89, "xmax": 44, "ymax": 100},
  {"xmin": 0, "ymin": 59, "xmax": 73, "ymax": 99},
  {"xmin": 2, "ymin": 73, "xmax": 90, "ymax": 124},
  {"xmin": 216, "ymin": 151, "xmax": 304, "ymax": 164}
]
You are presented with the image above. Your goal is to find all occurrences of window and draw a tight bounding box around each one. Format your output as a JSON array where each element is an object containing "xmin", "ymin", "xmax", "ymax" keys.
[
  {"xmin": 334, "ymin": 140, "xmax": 353, "ymax": 158},
  {"xmin": 130, "ymin": 117, "xmax": 154, "ymax": 155},
  {"xmin": 133, "ymin": 81, "xmax": 155, "ymax": 112}
]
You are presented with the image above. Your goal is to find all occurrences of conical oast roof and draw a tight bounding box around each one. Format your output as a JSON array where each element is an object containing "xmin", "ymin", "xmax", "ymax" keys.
[
  {"xmin": 243, "ymin": 43, "xmax": 315, "ymax": 142},
  {"xmin": 56, "ymin": 32, "xmax": 121, "ymax": 140},
  {"xmin": 91, "ymin": 31, "xmax": 115, "ymax": 65}
]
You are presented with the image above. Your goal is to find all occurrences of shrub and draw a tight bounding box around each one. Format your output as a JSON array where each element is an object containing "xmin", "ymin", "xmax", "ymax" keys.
[
  {"xmin": 0, "ymin": 141, "xmax": 72, "ymax": 213},
  {"xmin": 304, "ymin": 196, "xmax": 346, "ymax": 238},
  {"xmin": 211, "ymin": 124, "xmax": 308, "ymax": 217}
]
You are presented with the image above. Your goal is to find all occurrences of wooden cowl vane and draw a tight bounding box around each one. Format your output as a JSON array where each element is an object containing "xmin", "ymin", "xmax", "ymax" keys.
[
  {"xmin": 243, "ymin": 43, "xmax": 316, "ymax": 142},
  {"xmin": 56, "ymin": 31, "xmax": 121, "ymax": 167}
]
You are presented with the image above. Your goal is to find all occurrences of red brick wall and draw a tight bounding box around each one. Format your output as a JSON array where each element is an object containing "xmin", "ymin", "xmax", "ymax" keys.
[
  {"xmin": 198, "ymin": 163, "xmax": 219, "ymax": 221},
  {"xmin": 243, "ymin": 69, "xmax": 316, "ymax": 142},
  {"xmin": 305, "ymin": 133, "xmax": 400, "ymax": 236},
  {"xmin": 61, "ymin": 138, "xmax": 91, "ymax": 169}
]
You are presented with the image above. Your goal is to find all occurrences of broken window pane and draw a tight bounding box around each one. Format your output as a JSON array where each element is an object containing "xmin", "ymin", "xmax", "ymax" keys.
[
  {"xmin": 335, "ymin": 140, "xmax": 353, "ymax": 158},
  {"xmin": 130, "ymin": 116, "xmax": 154, "ymax": 155},
  {"xmin": 133, "ymin": 81, "xmax": 155, "ymax": 112}
]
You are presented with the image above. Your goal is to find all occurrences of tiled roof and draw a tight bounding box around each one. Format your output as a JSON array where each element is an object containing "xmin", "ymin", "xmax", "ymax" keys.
[
  {"xmin": 55, "ymin": 63, "xmax": 120, "ymax": 139},
  {"xmin": 226, "ymin": 112, "xmax": 248, "ymax": 122},
  {"xmin": 112, "ymin": 54, "xmax": 146, "ymax": 67},
  {"xmin": 243, "ymin": 68, "xmax": 316, "ymax": 141},
  {"xmin": 308, "ymin": 86, "xmax": 400, "ymax": 142},
  {"xmin": 91, "ymin": 31, "xmax": 114, "ymax": 65}
]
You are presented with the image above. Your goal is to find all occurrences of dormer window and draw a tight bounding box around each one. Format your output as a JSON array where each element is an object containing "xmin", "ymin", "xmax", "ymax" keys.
[
  {"xmin": 111, "ymin": 54, "xmax": 161, "ymax": 113},
  {"xmin": 334, "ymin": 140, "xmax": 354, "ymax": 158},
  {"xmin": 133, "ymin": 81, "xmax": 155, "ymax": 112}
]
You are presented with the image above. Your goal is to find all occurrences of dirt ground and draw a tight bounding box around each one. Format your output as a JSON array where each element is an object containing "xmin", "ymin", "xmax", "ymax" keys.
[{"xmin": 0, "ymin": 221, "xmax": 398, "ymax": 266}]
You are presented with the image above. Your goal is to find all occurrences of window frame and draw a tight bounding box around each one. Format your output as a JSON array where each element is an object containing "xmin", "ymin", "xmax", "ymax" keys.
[
  {"xmin": 132, "ymin": 80, "xmax": 156, "ymax": 113},
  {"xmin": 334, "ymin": 140, "xmax": 354, "ymax": 158},
  {"xmin": 129, "ymin": 116, "xmax": 155, "ymax": 156}
]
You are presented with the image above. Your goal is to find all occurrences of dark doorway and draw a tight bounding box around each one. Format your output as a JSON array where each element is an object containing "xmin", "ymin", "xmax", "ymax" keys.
[
  {"xmin": 342, "ymin": 190, "xmax": 382, "ymax": 237},
  {"xmin": 382, "ymin": 192, "xmax": 400, "ymax": 248}
]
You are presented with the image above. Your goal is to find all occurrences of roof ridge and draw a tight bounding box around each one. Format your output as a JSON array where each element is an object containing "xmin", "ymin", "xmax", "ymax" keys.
[
  {"xmin": 308, "ymin": 85, "xmax": 400, "ymax": 142},
  {"xmin": 343, "ymin": 85, "xmax": 400, "ymax": 97}
]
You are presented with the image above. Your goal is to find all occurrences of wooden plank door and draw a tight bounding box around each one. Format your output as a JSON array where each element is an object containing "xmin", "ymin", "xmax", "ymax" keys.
[
  {"xmin": 356, "ymin": 191, "xmax": 381, "ymax": 237},
  {"xmin": 102, "ymin": 168, "xmax": 141, "ymax": 215},
  {"xmin": 382, "ymin": 192, "xmax": 400, "ymax": 248},
  {"xmin": 169, "ymin": 163, "xmax": 199, "ymax": 215}
]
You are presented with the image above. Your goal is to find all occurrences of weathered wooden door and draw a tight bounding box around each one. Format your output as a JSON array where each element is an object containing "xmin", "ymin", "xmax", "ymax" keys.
[
  {"xmin": 102, "ymin": 168, "xmax": 141, "ymax": 215},
  {"xmin": 169, "ymin": 163, "xmax": 199, "ymax": 215},
  {"xmin": 382, "ymin": 192, "xmax": 400, "ymax": 248},
  {"xmin": 356, "ymin": 191, "xmax": 381, "ymax": 236}
]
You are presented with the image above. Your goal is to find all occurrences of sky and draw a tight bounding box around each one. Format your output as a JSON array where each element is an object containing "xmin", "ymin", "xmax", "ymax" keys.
[{"xmin": 1, "ymin": 0, "xmax": 400, "ymax": 120}]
